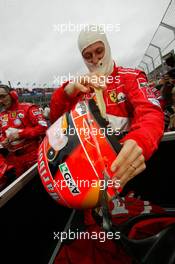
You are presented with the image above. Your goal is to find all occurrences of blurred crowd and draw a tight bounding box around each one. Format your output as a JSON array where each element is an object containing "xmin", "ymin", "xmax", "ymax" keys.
[{"xmin": 148, "ymin": 59, "xmax": 175, "ymax": 131}]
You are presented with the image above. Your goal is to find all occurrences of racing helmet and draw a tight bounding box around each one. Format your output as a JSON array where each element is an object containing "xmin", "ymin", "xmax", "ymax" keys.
[{"xmin": 38, "ymin": 97, "xmax": 122, "ymax": 209}]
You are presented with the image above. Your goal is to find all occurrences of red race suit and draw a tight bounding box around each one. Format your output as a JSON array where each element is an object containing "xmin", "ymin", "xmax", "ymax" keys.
[{"xmin": 50, "ymin": 64, "xmax": 164, "ymax": 161}]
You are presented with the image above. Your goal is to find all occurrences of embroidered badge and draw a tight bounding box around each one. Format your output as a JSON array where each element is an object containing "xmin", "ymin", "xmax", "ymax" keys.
[
  {"xmin": 11, "ymin": 112, "xmax": 17, "ymax": 118},
  {"xmin": 109, "ymin": 91, "xmax": 118, "ymax": 103}
]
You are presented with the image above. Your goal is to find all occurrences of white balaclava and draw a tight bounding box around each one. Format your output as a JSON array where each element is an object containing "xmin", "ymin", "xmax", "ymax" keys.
[{"xmin": 78, "ymin": 25, "xmax": 114, "ymax": 76}]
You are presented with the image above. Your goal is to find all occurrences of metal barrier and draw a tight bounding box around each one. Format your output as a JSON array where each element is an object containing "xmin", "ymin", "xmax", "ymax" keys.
[
  {"xmin": 161, "ymin": 131, "xmax": 175, "ymax": 141},
  {"xmin": 0, "ymin": 163, "xmax": 37, "ymax": 208}
]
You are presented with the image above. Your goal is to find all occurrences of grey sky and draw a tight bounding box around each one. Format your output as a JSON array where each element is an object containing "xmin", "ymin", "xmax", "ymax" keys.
[{"xmin": 0, "ymin": 0, "xmax": 172, "ymax": 86}]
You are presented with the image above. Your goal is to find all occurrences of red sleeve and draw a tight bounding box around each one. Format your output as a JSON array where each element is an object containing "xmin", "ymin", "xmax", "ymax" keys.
[
  {"xmin": 0, "ymin": 126, "xmax": 6, "ymax": 144},
  {"xmin": 121, "ymin": 71, "xmax": 164, "ymax": 160},
  {"xmin": 0, "ymin": 153, "xmax": 8, "ymax": 178},
  {"xmin": 50, "ymin": 83, "xmax": 80, "ymax": 124},
  {"xmin": 19, "ymin": 105, "xmax": 48, "ymax": 139}
]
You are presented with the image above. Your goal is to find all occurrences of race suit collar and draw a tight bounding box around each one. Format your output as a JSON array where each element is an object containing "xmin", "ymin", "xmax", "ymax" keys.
[
  {"xmin": 109, "ymin": 62, "xmax": 118, "ymax": 79},
  {"xmin": 8, "ymin": 96, "xmax": 19, "ymax": 111}
]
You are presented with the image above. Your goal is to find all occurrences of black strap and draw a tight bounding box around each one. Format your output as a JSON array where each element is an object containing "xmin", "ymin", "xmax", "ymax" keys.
[
  {"xmin": 88, "ymin": 99, "xmax": 123, "ymax": 231},
  {"xmin": 88, "ymin": 99, "xmax": 123, "ymax": 153}
]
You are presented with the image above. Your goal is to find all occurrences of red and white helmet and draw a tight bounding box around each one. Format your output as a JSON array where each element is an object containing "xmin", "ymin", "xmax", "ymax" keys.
[{"xmin": 38, "ymin": 98, "xmax": 122, "ymax": 209}]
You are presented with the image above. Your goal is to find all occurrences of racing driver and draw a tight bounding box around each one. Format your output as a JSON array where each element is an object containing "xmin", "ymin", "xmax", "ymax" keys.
[{"xmin": 50, "ymin": 25, "xmax": 164, "ymax": 190}]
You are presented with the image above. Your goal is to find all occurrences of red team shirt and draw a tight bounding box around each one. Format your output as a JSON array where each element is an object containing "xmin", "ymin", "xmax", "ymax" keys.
[{"xmin": 0, "ymin": 96, "xmax": 47, "ymax": 180}]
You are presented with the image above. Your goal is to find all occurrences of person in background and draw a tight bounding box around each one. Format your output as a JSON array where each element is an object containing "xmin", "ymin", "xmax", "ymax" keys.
[
  {"xmin": 159, "ymin": 72, "xmax": 175, "ymax": 108},
  {"xmin": 43, "ymin": 104, "xmax": 50, "ymax": 120},
  {"xmin": 0, "ymin": 84, "xmax": 48, "ymax": 190},
  {"xmin": 164, "ymin": 86, "xmax": 175, "ymax": 131}
]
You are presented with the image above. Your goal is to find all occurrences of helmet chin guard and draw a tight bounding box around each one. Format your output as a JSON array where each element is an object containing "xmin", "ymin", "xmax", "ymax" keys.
[{"xmin": 38, "ymin": 97, "xmax": 122, "ymax": 209}]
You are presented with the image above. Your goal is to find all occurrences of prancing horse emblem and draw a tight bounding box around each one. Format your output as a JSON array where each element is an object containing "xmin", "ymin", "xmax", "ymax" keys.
[{"xmin": 109, "ymin": 91, "xmax": 117, "ymax": 103}]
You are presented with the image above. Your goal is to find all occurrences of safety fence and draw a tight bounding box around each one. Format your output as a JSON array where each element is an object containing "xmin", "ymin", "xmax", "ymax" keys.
[{"xmin": 138, "ymin": 0, "xmax": 175, "ymax": 79}]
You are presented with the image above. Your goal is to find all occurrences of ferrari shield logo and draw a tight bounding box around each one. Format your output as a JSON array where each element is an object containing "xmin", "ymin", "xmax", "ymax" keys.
[
  {"xmin": 109, "ymin": 91, "xmax": 118, "ymax": 103},
  {"xmin": 11, "ymin": 112, "xmax": 16, "ymax": 118}
]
